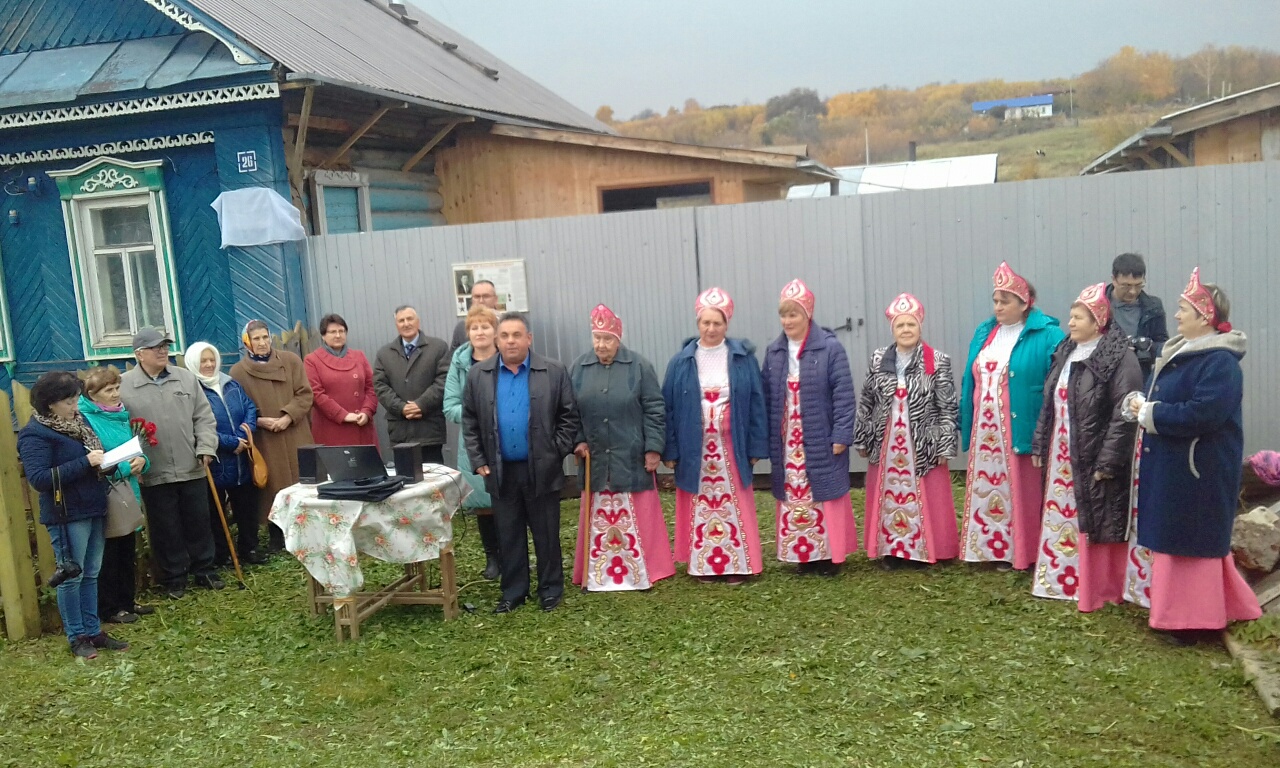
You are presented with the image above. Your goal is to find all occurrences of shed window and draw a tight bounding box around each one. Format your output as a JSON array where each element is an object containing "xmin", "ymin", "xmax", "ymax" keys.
[
  {"xmin": 312, "ymin": 171, "xmax": 371, "ymax": 234},
  {"xmin": 601, "ymin": 181, "xmax": 712, "ymax": 212},
  {"xmin": 50, "ymin": 157, "xmax": 183, "ymax": 360}
]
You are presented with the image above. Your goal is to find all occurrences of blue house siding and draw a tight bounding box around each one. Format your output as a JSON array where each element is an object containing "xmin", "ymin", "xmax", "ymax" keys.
[{"xmin": 0, "ymin": 97, "xmax": 304, "ymax": 385}]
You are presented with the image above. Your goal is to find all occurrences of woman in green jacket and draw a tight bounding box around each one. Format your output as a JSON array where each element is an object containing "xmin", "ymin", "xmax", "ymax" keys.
[
  {"xmin": 443, "ymin": 305, "xmax": 500, "ymax": 580},
  {"xmin": 79, "ymin": 366, "xmax": 151, "ymax": 624},
  {"xmin": 959, "ymin": 262, "xmax": 1064, "ymax": 571}
]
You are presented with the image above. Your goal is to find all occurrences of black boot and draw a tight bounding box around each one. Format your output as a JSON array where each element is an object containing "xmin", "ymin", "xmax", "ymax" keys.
[{"xmin": 476, "ymin": 512, "xmax": 501, "ymax": 581}]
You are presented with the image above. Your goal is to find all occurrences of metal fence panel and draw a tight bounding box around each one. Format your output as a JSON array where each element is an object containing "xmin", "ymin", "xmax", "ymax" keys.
[{"xmin": 304, "ymin": 161, "xmax": 1280, "ymax": 456}]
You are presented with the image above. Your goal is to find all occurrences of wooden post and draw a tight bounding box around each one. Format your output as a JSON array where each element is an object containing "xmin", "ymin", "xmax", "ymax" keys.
[{"xmin": 0, "ymin": 389, "xmax": 42, "ymax": 640}]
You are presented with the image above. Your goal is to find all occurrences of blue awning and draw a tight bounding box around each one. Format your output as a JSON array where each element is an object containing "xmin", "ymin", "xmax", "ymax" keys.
[{"xmin": 0, "ymin": 32, "xmax": 273, "ymax": 110}]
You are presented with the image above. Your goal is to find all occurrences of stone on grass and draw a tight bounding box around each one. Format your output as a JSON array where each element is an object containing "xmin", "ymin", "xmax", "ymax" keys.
[{"xmin": 1232, "ymin": 502, "xmax": 1280, "ymax": 573}]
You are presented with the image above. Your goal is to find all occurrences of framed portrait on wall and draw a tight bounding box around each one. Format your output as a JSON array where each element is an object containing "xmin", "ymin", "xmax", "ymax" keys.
[{"xmin": 452, "ymin": 260, "xmax": 529, "ymax": 316}]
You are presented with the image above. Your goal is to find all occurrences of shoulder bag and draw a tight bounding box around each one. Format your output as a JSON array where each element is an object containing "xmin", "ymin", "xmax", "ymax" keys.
[{"xmin": 243, "ymin": 424, "xmax": 269, "ymax": 488}]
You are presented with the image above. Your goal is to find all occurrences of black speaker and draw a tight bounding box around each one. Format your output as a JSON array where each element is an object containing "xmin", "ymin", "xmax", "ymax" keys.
[
  {"xmin": 298, "ymin": 444, "xmax": 324, "ymax": 485},
  {"xmin": 392, "ymin": 443, "xmax": 424, "ymax": 485}
]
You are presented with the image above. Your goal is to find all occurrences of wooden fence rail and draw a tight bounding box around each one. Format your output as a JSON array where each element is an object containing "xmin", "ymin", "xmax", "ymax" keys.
[{"xmin": 0, "ymin": 383, "xmax": 55, "ymax": 641}]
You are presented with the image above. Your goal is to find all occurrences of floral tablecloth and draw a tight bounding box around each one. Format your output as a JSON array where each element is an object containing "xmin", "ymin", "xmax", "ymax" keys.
[{"xmin": 268, "ymin": 466, "xmax": 471, "ymax": 598}]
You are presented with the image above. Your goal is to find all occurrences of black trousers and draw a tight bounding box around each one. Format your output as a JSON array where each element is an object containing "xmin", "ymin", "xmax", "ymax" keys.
[
  {"xmin": 140, "ymin": 478, "xmax": 216, "ymax": 589},
  {"xmin": 98, "ymin": 533, "xmax": 136, "ymax": 616},
  {"xmin": 492, "ymin": 461, "xmax": 563, "ymax": 603},
  {"xmin": 210, "ymin": 483, "xmax": 261, "ymax": 561},
  {"xmin": 476, "ymin": 513, "xmax": 500, "ymax": 557}
]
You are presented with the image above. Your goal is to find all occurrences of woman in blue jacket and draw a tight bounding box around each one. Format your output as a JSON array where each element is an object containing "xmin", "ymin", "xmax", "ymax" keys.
[
  {"xmin": 662, "ymin": 287, "xmax": 768, "ymax": 584},
  {"xmin": 959, "ymin": 262, "xmax": 1064, "ymax": 571},
  {"xmin": 762, "ymin": 279, "xmax": 858, "ymax": 575},
  {"xmin": 17, "ymin": 371, "xmax": 127, "ymax": 659},
  {"xmin": 1125, "ymin": 269, "xmax": 1260, "ymax": 645},
  {"xmin": 185, "ymin": 342, "xmax": 266, "ymax": 565}
]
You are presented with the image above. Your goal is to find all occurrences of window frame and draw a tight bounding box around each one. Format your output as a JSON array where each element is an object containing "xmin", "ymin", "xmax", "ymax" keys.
[
  {"xmin": 311, "ymin": 170, "xmax": 372, "ymax": 235},
  {"xmin": 49, "ymin": 157, "xmax": 184, "ymax": 360},
  {"xmin": 0, "ymin": 243, "xmax": 15, "ymax": 362}
]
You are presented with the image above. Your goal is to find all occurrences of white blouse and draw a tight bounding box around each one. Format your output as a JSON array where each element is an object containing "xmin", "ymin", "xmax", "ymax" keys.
[
  {"xmin": 695, "ymin": 341, "xmax": 730, "ymax": 389},
  {"xmin": 1057, "ymin": 337, "xmax": 1100, "ymax": 387},
  {"xmin": 981, "ymin": 321, "xmax": 1024, "ymax": 368},
  {"xmin": 787, "ymin": 338, "xmax": 802, "ymax": 376}
]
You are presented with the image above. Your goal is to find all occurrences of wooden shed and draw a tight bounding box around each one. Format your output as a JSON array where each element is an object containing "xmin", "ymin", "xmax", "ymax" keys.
[
  {"xmin": 435, "ymin": 125, "xmax": 837, "ymax": 223},
  {"xmin": 1082, "ymin": 81, "xmax": 1280, "ymax": 174}
]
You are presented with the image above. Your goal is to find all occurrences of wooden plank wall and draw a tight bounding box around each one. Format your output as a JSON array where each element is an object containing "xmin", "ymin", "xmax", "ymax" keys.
[
  {"xmin": 435, "ymin": 132, "xmax": 798, "ymax": 224},
  {"xmin": 1194, "ymin": 111, "xmax": 1280, "ymax": 166}
]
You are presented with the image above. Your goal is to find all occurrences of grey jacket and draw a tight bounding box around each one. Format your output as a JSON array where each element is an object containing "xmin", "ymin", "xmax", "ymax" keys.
[
  {"xmin": 462, "ymin": 352, "xmax": 581, "ymax": 498},
  {"xmin": 373, "ymin": 333, "xmax": 451, "ymax": 446},
  {"xmin": 568, "ymin": 346, "xmax": 665, "ymax": 493},
  {"xmin": 118, "ymin": 364, "xmax": 218, "ymax": 487}
]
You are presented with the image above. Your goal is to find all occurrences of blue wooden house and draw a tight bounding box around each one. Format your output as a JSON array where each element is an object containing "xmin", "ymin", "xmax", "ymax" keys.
[{"xmin": 0, "ymin": 0, "xmax": 610, "ymax": 389}]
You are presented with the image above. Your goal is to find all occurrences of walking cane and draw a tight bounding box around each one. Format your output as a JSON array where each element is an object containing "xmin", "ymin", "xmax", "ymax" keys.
[
  {"xmin": 205, "ymin": 467, "xmax": 247, "ymax": 589},
  {"xmin": 580, "ymin": 451, "xmax": 591, "ymax": 594}
]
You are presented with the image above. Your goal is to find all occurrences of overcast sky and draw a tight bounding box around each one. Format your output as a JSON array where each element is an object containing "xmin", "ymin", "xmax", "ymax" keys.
[{"xmin": 414, "ymin": 0, "xmax": 1280, "ymax": 119}]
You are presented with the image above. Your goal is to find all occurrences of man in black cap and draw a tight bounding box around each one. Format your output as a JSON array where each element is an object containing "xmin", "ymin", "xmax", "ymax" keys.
[{"xmin": 118, "ymin": 327, "xmax": 222, "ymax": 598}]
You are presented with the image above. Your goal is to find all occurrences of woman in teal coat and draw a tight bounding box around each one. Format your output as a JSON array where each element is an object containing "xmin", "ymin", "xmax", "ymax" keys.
[
  {"xmin": 444, "ymin": 305, "xmax": 500, "ymax": 580},
  {"xmin": 79, "ymin": 366, "xmax": 151, "ymax": 624},
  {"xmin": 959, "ymin": 262, "xmax": 1064, "ymax": 571}
]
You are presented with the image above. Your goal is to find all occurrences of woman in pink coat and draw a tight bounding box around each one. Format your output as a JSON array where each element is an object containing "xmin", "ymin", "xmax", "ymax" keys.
[{"xmin": 304, "ymin": 313, "xmax": 378, "ymax": 446}]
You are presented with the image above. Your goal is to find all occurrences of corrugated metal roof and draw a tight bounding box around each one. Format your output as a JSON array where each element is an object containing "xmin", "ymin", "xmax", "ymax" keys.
[
  {"xmin": 786, "ymin": 154, "xmax": 999, "ymax": 198},
  {"xmin": 971, "ymin": 94, "xmax": 1054, "ymax": 111},
  {"xmin": 0, "ymin": 0, "xmax": 186, "ymax": 55},
  {"xmin": 0, "ymin": 32, "xmax": 273, "ymax": 110},
  {"xmin": 185, "ymin": 0, "xmax": 611, "ymax": 133}
]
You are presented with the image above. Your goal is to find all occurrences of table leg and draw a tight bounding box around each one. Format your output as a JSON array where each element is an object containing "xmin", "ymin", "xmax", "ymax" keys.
[
  {"xmin": 440, "ymin": 547, "xmax": 459, "ymax": 621},
  {"xmin": 307, "ymin": 573, "xmax": 322, "ymax": 617},
  {"xmin": 334, "ymin": 596, "xmax": 357, "ymax": 642}
]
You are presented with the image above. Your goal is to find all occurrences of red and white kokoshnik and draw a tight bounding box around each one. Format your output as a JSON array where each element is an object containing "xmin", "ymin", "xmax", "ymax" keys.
[{"xmin": 589, "ymin": 303, "xmax": 623, "ymax": 340}]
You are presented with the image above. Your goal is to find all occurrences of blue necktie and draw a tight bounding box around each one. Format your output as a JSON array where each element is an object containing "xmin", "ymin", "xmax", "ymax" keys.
[{"xmin": 405, "ymin": 343, "xmax": 416, "ymax": 359}]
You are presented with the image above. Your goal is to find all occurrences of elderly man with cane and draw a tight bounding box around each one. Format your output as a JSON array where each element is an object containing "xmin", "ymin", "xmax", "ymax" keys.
[
  {"xmin": 119, "ymin": 327, "xmax": 222, "ymax": 598},
  {"xmin": 462, "ymin": 312, "xmax": 583, "ymax": 614}
]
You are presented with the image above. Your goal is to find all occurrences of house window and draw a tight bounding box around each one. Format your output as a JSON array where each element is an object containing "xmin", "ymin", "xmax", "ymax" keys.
[
  {"xmin": 311, "ymin": 170, "xmax": 371, "ymax": 234},
  {"xmin": 49, "ymin": 157, "xmax": 183, "ymax": 360},
  {"xmin": 600, "ymin": 181, "xmax": 712, "ymax": 212}
]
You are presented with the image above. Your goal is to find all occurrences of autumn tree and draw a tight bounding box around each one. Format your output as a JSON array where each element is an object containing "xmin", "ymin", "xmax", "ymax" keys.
[
  {"xmin": 765, "ymin": 87, "xmax": 827, "ymax": 120},
  {"xmin": 595, "ymin": 105, "xmax": 614, "ymax": 123}
]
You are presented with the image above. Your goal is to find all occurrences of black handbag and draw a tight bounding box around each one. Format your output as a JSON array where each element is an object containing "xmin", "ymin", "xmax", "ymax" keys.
[{"xmin": 316, "ymin": 475, "xmax": 407, "ymax": 503}]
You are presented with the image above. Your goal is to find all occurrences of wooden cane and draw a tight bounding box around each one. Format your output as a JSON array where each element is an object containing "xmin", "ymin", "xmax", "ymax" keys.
[
  {"xmin": 580, "ymin": 451, "xmax": 591, "ymax": 594},
  {"xmin": 205, "ymin": 467, "xmax": 247, "ymax": 589}
]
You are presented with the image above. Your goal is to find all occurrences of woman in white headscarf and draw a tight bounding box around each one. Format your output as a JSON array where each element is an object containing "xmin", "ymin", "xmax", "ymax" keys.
[{"xmin": 185, "ymin": 342, "xmax": 266, "ymax": 565}]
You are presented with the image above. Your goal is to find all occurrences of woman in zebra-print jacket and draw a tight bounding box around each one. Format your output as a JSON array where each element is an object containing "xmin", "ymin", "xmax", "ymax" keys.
[{"xmin": 854, "ymin": 293, "xmax": 961, "ymax": 569}]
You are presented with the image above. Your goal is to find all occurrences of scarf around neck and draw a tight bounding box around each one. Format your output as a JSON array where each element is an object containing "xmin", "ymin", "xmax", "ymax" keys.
[
  {"xmin": 323, "ymin": 344, "xmax": 348, "ymax": 358},
  {"xmin": 184, "ymin": 341, "xmax": 224, "ymax": 394},
  {"xmin": 35, "ymin": 412, "xmax": 103, "ymax": 452}
]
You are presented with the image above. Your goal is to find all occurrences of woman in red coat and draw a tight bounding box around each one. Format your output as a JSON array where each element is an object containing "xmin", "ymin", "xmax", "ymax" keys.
[{"xmin": 304, "ymin": 313, "xmax": 378, "ymax": 446}]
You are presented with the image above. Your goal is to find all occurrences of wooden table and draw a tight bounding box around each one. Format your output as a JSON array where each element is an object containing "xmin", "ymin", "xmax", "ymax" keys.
[{"xmin": 269, "ymin": 467, "xmax": 469, "ymax": 642}]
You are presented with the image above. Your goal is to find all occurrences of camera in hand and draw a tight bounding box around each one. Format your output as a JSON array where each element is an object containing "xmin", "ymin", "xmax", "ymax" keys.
[
  {"xmin": 1129, "ymin": 336, "xmax": 1153, "ymax": 355},
  {"xmin": 47, "ymin": 559, "xmax": 82, "ymax": 588}
]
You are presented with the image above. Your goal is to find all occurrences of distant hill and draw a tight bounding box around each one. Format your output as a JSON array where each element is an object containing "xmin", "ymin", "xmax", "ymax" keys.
[{"xmin": 600, "ymin": 45, "xmax": 1280, "ymax": 178}]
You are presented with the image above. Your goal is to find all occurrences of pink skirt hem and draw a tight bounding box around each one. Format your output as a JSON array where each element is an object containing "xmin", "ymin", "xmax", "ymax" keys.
[
  {"xmin": 572, "ymin": 488, "xmax": 675, "ymax": 589},
  {"xmin": 1148, "ymin": 553, "xmax": 1262, "ymax": 630},
  {"xmin": 1076, "ymin": 537, "xmax": 1128, "ymax": 613},
  {"xmin": 864, "ymin": 464, "xmax": 959, "ymax": 563}
]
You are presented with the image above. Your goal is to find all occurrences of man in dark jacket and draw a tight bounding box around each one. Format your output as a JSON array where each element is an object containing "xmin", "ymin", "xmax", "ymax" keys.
[
  {"xmin": 373, "ymin": 305, "xmax": 450, "ymax": 463},
  {"xmin": 450, "ymin": 280, "xmax": 501, "ymax": 351},
  {"xmin": 462, "ymin": 313, "xmax": 582, "ymax": 614},
  {"xmin": 1104, "ymin": 253, "xmax": 1168, "ymax": 378}
]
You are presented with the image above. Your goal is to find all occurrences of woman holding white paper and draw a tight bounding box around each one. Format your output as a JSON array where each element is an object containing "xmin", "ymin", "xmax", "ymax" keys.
[{"xmin": 80, "ymin": 366, "xmax": 151, "ymax": 624}]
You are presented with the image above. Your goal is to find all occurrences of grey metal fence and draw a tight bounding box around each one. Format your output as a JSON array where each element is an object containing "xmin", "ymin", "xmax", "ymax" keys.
[{"xmin": 305, "ymin": 160, "xmax": 1280, "ymax": 459}]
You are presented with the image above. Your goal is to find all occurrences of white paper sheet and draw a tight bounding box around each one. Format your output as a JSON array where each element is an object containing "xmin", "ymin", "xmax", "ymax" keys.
[{"xmin": 101, "ymin": 436, "xmax": 143, "ymax": 470}]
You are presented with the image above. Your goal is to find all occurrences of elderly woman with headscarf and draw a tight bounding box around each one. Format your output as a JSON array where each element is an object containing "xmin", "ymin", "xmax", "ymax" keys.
[
  {"xmin": 303, "ymin": 313, "xmax": 378, "ymax": 446},
  {"xmin": 17, "ymin": 371, "xmax": 128, "ymax": 658},
  {"xmin": 662, "ymin": 287, "xmax": 768, "ymax": 585},
  {"xmin": 186, "ymin": 342, "xmax": 266, "ymax": 565},
  {"xmin": 78, "ymin": 366, "xmax": 150, "ymax": 624},
  {"xmin": 1029, "ymin": 284, "xmax": 1142, "ymax": 609},
  {"xmin": 854, "ymin": 293, "xmax": 960, "ymax": 569},
  {"xmin": 570, "ymin": 304, "xmax": 674, "ymax": 591},
  {"xmin": 1123, "ymin": 269, "xmax": 1261, "ymax": 645},
  {"xmin": 761, "ymin": 280, "xmax": 858, "ymax": 575},
  {"xmin": 959, "ymin": 263, "xmax": 1064, "ymax": 571},
  {"xmin": 229, "ymin": 321, "xmax": 314, "ymax": 552}
]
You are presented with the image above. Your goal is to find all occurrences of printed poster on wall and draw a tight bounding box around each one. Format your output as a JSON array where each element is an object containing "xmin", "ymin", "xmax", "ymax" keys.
[{"xmin": 452, "ymin": 260, "xmax": 529, "ymax": 316}]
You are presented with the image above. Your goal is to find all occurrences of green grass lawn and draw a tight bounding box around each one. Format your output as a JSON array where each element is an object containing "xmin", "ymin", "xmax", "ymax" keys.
[
  {"xmin": 915, "ymin": 116, "xmax": 1157, "ymax": 181},
  {"xmin": 3, "ymin": 488, "xmax": 1277, "ymax": 768}
]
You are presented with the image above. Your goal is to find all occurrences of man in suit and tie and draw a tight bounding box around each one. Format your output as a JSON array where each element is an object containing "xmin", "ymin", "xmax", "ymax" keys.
[{"xmin": 373, "ymin": 305, "xmax": 451, "ymax": 463}]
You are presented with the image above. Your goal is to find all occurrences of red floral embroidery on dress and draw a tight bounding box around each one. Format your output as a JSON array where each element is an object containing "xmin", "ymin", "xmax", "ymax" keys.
[
  {"xmin": 1124, "ymin": 432, "xmax": 1153, "ymax": 607},
  {"xmin": 961, "ymin": 355, "xmax": 1017, "ymax": 563},
  {"xmin": 1033, "ymin": 384, "xmax": 1082, "ymax": 601},
  {"xmin": 872, "ymin": 383, "xmax": 929, "ymax": 561},
  {"xmin": 777, "ymin": 377, "xmax": 831, "ymax": 563},
  {"xmin": 689, "ymin": 388, "xmax": 751, "ymax": 576},
  {"xmin": 582, "ymin": 490, "xmax": 650, "ymax": 591}
]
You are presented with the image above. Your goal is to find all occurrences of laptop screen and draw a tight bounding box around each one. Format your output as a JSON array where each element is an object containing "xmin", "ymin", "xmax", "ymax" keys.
[{"xmin": 316, "ymin": 445, "xmax": 387, "ymax": 482}]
